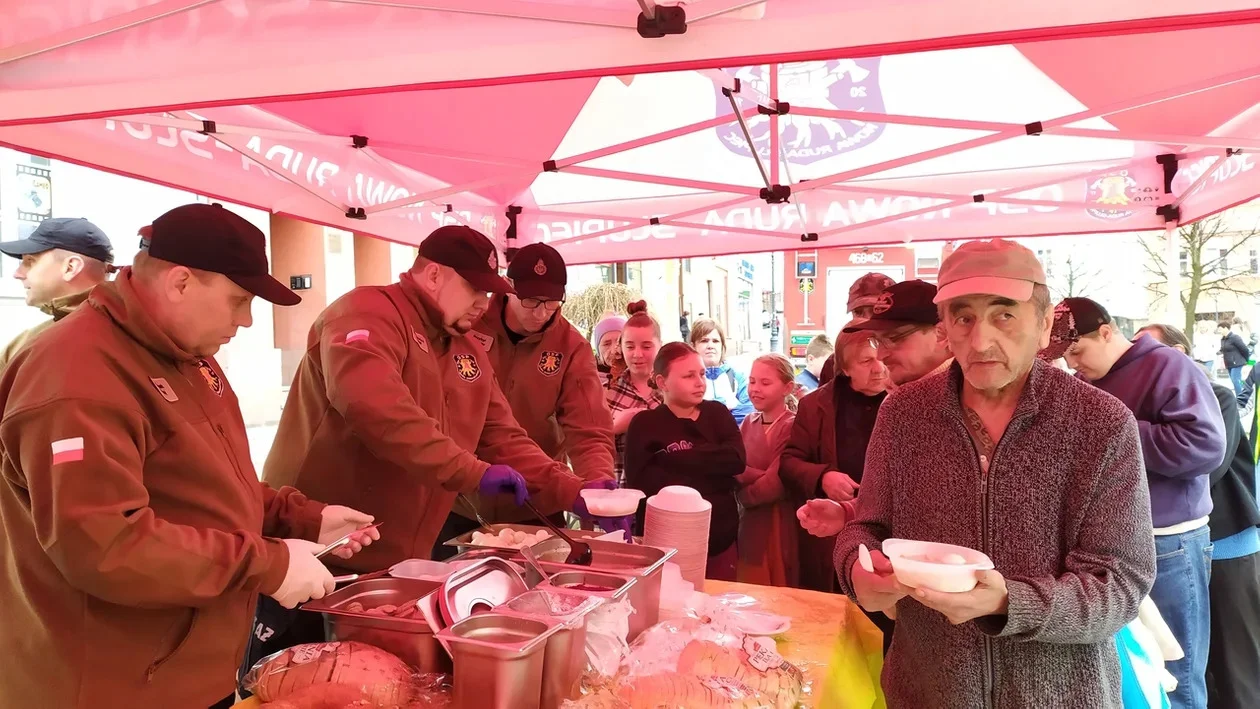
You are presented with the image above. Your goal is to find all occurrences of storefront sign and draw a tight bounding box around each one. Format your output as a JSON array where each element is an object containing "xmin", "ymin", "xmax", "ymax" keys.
[
  {"xmin": 848, "ymin": 251, "xmax": 884, "ymax": 265},
  {"xmin": 16, "ymin": 164, "xmax": 52, "ymax": 222}
]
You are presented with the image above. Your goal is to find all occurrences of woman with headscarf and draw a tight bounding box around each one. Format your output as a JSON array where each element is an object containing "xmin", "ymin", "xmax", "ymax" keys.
[{"xmin": 592, "ymin": 313, "xmax": 627, "ymax": 388}]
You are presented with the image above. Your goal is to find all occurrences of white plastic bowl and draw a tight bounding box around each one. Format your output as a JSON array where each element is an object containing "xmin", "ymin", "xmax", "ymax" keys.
[
  {"xmin": 882, "ymin": 538, "xmax": 994, "ymax": 593},
  {"xmin": 580, "ymin": 488, "xmax": 646, "ymax": 516},
  {"xmin": 648, "ymin": 485, "xmax": 710, "ymax": 513}
]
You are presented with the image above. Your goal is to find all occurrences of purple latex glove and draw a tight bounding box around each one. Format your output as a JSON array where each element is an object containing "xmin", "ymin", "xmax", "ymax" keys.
[
  {"xmin": 573, "ymin": 480, "xmax": 635, "ymax": 541},
  {"xmin": 479, "ymin": 465, "xmax": 530, "ymax": 506}
]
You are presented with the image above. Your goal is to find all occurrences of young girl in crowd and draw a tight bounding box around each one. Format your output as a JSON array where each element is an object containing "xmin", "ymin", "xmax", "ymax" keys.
[
  {"xmin": 736, "ymin": 353, "xmax": 800, "ymax": 587},
  {"xmin": 624, "ymin": 342, "xmax": 746, "ymax": 581},
  {"xmin": 604, "ymin": 301, "xmax": 663, "ymax": 486}
]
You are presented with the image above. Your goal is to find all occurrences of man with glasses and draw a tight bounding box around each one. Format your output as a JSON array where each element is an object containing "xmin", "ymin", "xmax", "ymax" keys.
[
  {"xmin": 842, "ymin": 279, "xmax": 951, "ymax": 386},
  {"xmin": 436, "ymin": 243, "xmax": 618, "ymax": 537}
]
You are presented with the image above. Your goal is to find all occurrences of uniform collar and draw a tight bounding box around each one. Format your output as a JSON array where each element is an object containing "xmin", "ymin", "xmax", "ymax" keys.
[
  {"xmin": 398, "ymin": 272, "xmax": 448, "ymax": 343},
  {"xmin": 89, "ymin": 268, "xmax": 198, "ymax": 363},
  {"xmin": 39, "ymin": 287, "xmax": 93, "ymax": 320}
]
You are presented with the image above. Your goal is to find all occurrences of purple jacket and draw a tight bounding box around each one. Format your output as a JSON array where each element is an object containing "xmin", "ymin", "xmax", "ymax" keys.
[{"xmin": 1090, "ymin": 336, "xmax": 1225, "ymax": 527}]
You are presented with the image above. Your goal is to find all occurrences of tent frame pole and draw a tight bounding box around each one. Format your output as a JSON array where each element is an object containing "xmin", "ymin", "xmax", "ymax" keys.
[{"xmin": 0, "ymin": 0, "xmax": 215, "ymax": 66}]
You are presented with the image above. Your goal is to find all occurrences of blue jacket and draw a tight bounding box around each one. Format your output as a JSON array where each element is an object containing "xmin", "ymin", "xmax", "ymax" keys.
[
  {"xmin": 1091, "ymin": 336, "xmax": 1226, "ymax": 527},
  {"xmin": 704, "ymin": 362, "xmax": 754, "ymax": 425}
]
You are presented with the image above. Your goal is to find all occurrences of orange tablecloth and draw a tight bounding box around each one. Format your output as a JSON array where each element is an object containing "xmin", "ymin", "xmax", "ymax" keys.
[{"xmin": 233, "ymin": 580, "xmax": 881, "ymax": 708}]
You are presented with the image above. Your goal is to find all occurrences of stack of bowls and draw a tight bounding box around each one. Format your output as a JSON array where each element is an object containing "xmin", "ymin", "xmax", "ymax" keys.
[{"xmin": 643, "ymin": 486, "xmax": 711, "ymax": 591}]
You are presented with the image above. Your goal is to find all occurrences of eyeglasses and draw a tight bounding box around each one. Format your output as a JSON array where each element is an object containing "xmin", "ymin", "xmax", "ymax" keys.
[
  {"xmin": 873, "ymin": 326, "xmax": 919, "ymax": 349},
  {"xmin": 521, "ymin": 297, "xmax": 565, "ymax": 312}
]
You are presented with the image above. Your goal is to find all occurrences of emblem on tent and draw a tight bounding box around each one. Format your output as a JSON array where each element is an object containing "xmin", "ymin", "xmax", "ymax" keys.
[
  {"xmin": 454, "ymin": 353, "xmax": 481, "ymax": 382},
  {"xmin": 538, "ymin": 351, "xmax": 563, "ymax": 376},
  {"xmin": 534, "ymin": 259, "xmax": 547, "ymax": 276},
  {"xmin": 1085, "ymin": 171, "xmax": 1141, "ymax": 221},
  {"xmin": 716, "ymin": 58, "xmax": 886, "ymax": 166}
]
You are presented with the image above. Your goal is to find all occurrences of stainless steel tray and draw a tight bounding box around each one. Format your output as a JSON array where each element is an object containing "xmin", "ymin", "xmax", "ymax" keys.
[
  {"xmin": 443, "ymin": 523, "xmax": 608, "ymax": 553},
  {"xmin": 302, "ymin": 577, "xmax": 450, "ymax": 673}
]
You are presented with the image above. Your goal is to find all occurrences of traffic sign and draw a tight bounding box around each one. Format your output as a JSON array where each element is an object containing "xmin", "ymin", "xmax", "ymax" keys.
[{"xmin": 798, "ymin": 277, "xmax": 815, "ymax": 294}]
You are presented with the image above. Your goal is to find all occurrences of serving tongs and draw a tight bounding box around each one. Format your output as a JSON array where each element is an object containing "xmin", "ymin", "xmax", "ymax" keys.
[{"xmin": 523, "ymin": 500, "xmax": 593, "ymax": 566}]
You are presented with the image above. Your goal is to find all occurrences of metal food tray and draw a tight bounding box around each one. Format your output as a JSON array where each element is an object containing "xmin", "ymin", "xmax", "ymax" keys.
[
  {"xmin": 442, "ymin": 523, "xmax": 608, "ymax": 554},
  {"xmin": 302, "ymin": 577, "xmax": 450, "ymax": 672}
]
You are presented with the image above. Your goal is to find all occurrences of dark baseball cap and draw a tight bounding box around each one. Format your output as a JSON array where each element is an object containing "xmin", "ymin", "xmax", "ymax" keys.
[
  {"xmin": 142, "ymin": 203, "xmax": 300, "ymax": 306},
  {"xmin": 0, "ymin": 217, "xmax": 114, "ymax": 264},
  {"xmin": 506, "ymin": 243, "xmax": 567, "ymax": 300},
  {"xmin": 1039, "ymin": 297, "xmax": 1112, "ymax": 361},
  {"xmin": 418, "ymin": 225, "xmax": 514, "ymax": 295},
  {"xmin": 848, "ymin": 272, "xmax": 896, "ymax": 312},
  {"xmin": 843, "ymin": 280, "xmax": 940, "ymax": 332}
]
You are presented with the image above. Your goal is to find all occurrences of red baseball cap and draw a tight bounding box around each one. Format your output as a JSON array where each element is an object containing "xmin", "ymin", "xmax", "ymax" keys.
[
  {"xmin": 143, "ymin": 204, "xmax": 300, "ymax": 306},
  {"xmin": 418, "ymin": 225, "xmax": 514, "ymax": 295}
]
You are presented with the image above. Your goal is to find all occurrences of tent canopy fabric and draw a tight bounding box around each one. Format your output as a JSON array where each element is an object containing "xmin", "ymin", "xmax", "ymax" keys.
[{"xmin": 2, "ymin": 1, "xmax": 1259, "ymax": 264}]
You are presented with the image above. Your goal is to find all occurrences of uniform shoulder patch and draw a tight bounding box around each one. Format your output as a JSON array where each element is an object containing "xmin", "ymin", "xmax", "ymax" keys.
[
  {"xmin": 412, "ymin": 330, "xmax": 430, "ymax": 353},
  {"xmin": 150, "ymin": 377, "xmax": 179, "ymax": 402},
  {"xmin": 453, "ymin": 353, "xmax": 482, "ymax": 382},
  {"xmin": 538, "ymin": 350, "xmax": 564, "ymax": 376}
]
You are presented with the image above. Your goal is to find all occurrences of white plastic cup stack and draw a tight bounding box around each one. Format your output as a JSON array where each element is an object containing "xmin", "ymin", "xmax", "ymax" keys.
[{"xmin": 644, "ymin": 485, "xmax": 711, "ymax": 591}]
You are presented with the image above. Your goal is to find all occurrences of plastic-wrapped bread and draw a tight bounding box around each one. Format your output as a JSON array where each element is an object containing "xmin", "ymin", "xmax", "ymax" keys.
[{"xmin": 244, "ymin": 641, "xmax": 417, "ymax": 708}]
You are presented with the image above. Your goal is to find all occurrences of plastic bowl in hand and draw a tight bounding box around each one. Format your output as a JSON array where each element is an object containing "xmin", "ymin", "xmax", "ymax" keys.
[
  {"xmin": 580, "ymin": 488, "xmax": 646, "ymax": 516},
  {"xmin": 882, "ymin": 538, "xmax": 994, "ymax": 593}
]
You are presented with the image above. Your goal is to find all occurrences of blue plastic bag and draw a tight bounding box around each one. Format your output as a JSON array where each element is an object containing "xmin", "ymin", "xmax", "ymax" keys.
[{"xmin": 1116, "ymin": 625, "xmax": 1170, "ymax": 709}]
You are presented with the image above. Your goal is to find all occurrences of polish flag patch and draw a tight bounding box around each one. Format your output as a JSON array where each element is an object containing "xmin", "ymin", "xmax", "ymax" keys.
[
  {"xmin": 51, "ymin": 438, "xmax": 85, "ymax": 465},
  {"xmin": 345, "ymin": 329, "xmax": 370, "ymax": 344}
]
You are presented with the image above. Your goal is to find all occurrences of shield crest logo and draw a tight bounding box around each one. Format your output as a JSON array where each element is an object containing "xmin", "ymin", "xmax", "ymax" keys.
[
  {"xmin": 871, "ymin": 291, "xmax": 894, "ymax": 315},
  {"xmin": 1085, "ymin": 171, "xmax": 1139, "ymax": 221},
  {"xmin": 538, "ymin": 350, "xmax": 563, "ymax": 376},
  {"xmin": 454, "ymin": 353, "xmax": 481, "ymax": 382},
  {"xmin": 533, "ymin": 259, "xmax": 547, "ymax": 276},
  {"xmin": 196, "ymin": 359, "xmax": 224, "ymax": 397},
  {"xmin": 487, "ymin": 249, "xmax": 499, "ymax": 270}
]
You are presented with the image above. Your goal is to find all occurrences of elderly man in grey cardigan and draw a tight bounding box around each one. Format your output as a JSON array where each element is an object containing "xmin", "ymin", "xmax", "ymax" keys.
[{"xmin": 833, "ymin": 238, "xmax": 1156, "ymax": 708}]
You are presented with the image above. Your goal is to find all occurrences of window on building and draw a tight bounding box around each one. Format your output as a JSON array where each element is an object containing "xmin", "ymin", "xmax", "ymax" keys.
[
  {"xmin": 597, "ymin": 264, "xmax": 615, "ymax": 283},
  {"xmin": 1035, "ymin": 249, "xmax": 1053, "ymax": 278},
  {"xmin": 1179, "ymin": 251, "xmax": 1189, "ymax": 276},
  {"xmin": 29, "ymin": 155, "xmax": 51, "ymax": 166},
  {"xmin": 683, "ymin": 258, "xmax": 692, "ymax": 273},
  {"xmin": 916, "ymin": 257, "xmax": 940, "ymax": 270},
  {"xmin": 1250, "ymin": 249, "xmax": 1258, "ymax": 275}
]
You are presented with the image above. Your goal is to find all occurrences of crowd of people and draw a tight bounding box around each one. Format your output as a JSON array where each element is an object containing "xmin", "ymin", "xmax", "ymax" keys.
[{"xmin": 0, "ymin": 209, "xmax": 1257, "ymax": 709}]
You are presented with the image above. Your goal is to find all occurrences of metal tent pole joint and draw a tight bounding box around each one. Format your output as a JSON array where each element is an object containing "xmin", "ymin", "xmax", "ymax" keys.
[
  {"xmin": 1025, "ymin": 121, "xmax": 1044, "ymax": 136},
  {"xmin": 1156, "ymin": 153, "xmax": 1179, "ymax": 193},
  {"xmin": 351, "ymin": 135, "xmax": 369, "ymax": 149},
  {"xmin": 1156, "ymin": 205, "xmax": 1181, "ymax": 223},
  {"xmin": 199, "ymin": 120, "xmax": 217, "ymax": 135},
  {"xmin": 801, "ymin": 233, "xmax": 819, "ymax": 243},
  {"xmin": 758, "ymin": 102, "xmax": 789, "ymax": 116},
  {"xmin": 637, "ymin": 3, "xmax": 687, "ymax": 38},
  {"xmin": 346, "ymin": 207, "xmax": 367, "ymax": 220},
  {"xmin": 760, "ymin": 185, "xmax": 791, "ymax": 204}
]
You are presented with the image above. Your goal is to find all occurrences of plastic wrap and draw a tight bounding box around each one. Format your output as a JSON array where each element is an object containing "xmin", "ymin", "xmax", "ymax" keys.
[
  {"xmin": 242, "ymin": 641, "xmax": 451, "ymax": 709},
  {"xmin": 566, "ymin": 593, "xmax": 804, "ymax": 709}
]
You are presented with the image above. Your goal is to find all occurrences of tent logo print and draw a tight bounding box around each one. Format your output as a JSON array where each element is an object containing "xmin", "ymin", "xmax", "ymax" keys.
[
  {"xmin": 717, "ymin": 58, "xmax": 886, "ymax": 165},
  {"xmin": 1085, "ymin": 171, "xmax": 1141, "ymax": 221}
]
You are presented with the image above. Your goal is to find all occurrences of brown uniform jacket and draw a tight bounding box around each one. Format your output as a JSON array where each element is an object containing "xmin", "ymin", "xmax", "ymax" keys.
[
  {"xmin": 262, "ymin": 276, "xmax": 584, "ymax": 570},
  {"xmin": 0, "ymin": 288, "xmax": 91, "ymax": 372},
  {"xmin": 467, "ymin": 296, "xmax": 614, "ymax": 521},
  {"xmin": 0, "ymin": 270, "xmax": 323, "ymax": 708}
]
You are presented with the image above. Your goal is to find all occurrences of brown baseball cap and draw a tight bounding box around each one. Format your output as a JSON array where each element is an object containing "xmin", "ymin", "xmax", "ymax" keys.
[
  {"xmin": 142, "ymin": 203, "xmax": 300, "ymax": 306},
  {"xmin": 842, "ymin": 280, "xmax": 940, "ymax": 332},
  {"xmin": 934, "ymin": 238, "xmax": 1046, "ymax": 304},
  {"xmin": 506, "ymin": 242, "xmax": 567, "ymax": 300},
  {"xmin": 848, "ymin": 272, "xmax": 897, "ymax": 312},
  {"xmin": 418, "ymin": 225, "xmax": 514, "ymax": 295}
]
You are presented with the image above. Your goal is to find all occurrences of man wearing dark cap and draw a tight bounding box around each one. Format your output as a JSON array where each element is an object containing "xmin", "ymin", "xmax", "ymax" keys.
[
  {"xmin": 1055, "ymin": 297, "xmax": 1225, "ymax": 709},
  {"xmin": 0, "ymin": 217, "xmax": 115, "ymax": 370},
  {"xmin": 0, "ymin": 203, "xmax": 379, "ymax": 708},
  {"xmin": 842, "ymin": 279, "xmax": 952, "ymax": 386},
  {"xmin": 263, "ymin": 225, "xmax": 631, "ymax": 571},
  {"xmin": 449, "ymin": 242, "xmax": 618, "ymax": 534},
  {"xmin": 819, "ymin": 272, "xmax": 896, "ymax": 386}
]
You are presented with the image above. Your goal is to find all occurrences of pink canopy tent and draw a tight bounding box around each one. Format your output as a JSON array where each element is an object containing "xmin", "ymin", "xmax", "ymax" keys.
[{"xmin": 2, "ymin": 1, "xmax": 1259, "ymax": 265}]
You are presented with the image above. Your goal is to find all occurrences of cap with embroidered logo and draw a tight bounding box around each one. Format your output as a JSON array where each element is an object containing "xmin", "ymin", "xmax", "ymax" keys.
[
  {"xmin": 842, "ymin": 280, "xmax": 940, "ymax": 332},
  {"xmin": 1039, "ymin": 297, "xmax": 1112, "ymax": 361},
  {"xmin": 418, "ymin": 224, "xmax": 514, "ymax": 295},
  {"xmin": 847, "ymin": 272, "xmax": 896, "ymax": 312},
  {"xmin": 506, "ymin": 242, "xmax": 567, "ymax": 301}
]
